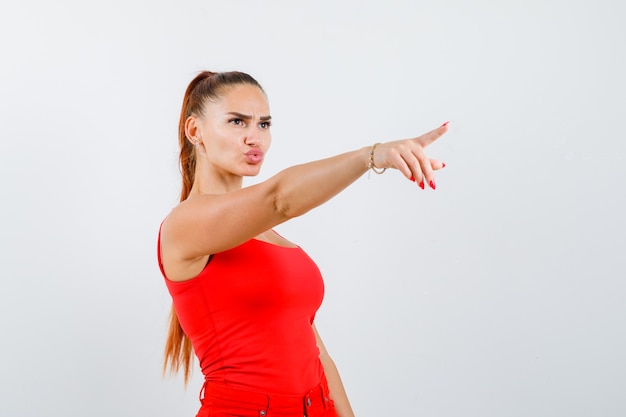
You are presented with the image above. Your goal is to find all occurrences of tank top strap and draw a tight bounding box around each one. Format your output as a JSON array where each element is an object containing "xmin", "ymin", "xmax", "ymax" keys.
[{"xmin": 156, "ymin": 220, "xmax": 166, "ymax": 278}]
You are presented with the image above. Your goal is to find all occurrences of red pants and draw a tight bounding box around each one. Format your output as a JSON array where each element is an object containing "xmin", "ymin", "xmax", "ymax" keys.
[{"xmin": 196, "ymin": 374, "xmax": 338, "ymax": 417}]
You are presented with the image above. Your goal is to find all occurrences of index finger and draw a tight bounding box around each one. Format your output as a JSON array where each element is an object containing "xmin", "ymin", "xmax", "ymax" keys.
[{"xmin": 416, "ymin": 121, "xmax": 449, "ymax": 147}]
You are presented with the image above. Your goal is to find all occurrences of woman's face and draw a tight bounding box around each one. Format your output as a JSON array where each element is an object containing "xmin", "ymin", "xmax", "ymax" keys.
[{"xmin": 196, "ymin": 84, "xmax": 272, "ymax": 178}]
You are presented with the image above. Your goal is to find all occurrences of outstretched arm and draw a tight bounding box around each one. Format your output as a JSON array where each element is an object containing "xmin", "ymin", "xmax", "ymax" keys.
[{"xmin": 162, "ymin": 123, "xmax": 449, "ymax": 272}]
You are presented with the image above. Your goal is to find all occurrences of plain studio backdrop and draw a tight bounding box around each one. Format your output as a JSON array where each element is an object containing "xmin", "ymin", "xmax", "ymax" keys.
[{"xmin": 1, "ymin": 0, "xmax": 624, "ymax": 416}]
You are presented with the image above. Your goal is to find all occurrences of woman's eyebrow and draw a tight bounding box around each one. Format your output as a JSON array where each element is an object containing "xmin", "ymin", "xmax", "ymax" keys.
[{"xmin": 226, "ymin": 112, "xmax": 272, "ymax": 121}]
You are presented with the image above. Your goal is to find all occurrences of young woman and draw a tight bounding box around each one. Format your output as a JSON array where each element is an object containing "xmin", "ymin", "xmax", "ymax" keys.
[{"xmin": 157, "ymin": 71, "xmax": 448, "ymax": 417}]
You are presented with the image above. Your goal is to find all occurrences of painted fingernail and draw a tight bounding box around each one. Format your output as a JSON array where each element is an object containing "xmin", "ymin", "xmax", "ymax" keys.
[
  {"xmin": 429, "ymin": 180, "xmax": 436, "ymax": 190},
  {"xmin": 418, "ymin": 180, "xmax": 425, "ymax": 189},
  {"xmin": 409, "ymin": 176, "xmax": 415, "ymax": 182},
  {"xmin": 441, "ymin": 121, "xmax": 450, "ymax": 127},
  {"xmin": 442, "ymin": 162, "xmax": 446, "ymax": 168}
]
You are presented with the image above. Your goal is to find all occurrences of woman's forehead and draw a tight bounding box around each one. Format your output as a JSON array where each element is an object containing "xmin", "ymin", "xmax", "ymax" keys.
[{"xmin": 211, "ymin": 84, "xmax": 269, "ymax": 113}]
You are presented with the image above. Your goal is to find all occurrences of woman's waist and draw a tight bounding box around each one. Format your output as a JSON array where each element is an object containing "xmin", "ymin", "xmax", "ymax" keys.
[
  {"xmin": 201, "ymin": 356, "xmax": 324, "ymax": 396},
  {"xmin": 200, "ymin": 372, "xmax": 332, "ymax": 414}
]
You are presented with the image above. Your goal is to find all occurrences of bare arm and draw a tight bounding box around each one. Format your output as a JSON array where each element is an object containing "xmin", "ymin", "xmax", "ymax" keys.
[
  {"xmin": 313, "ymin": 324, "xmax": 355, "ymax": 417},
  {"xmin": 161, "ymin": 124, "xmax": 448, "ymax": 278},
  {"xmin": 162, "ymin": 147, "xmax": 370, "ymax": 260}
]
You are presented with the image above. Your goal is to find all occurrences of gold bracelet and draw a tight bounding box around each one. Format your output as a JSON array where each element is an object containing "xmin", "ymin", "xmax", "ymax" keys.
[{"xmin": 368, "ymin": 143, "xmax": 387, "ymax": 175}]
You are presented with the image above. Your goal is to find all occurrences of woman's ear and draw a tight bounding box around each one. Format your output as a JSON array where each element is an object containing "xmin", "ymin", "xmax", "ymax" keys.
[{"xmin": 185, "ymin": 116, "xmax": 200, "ymax": 145}]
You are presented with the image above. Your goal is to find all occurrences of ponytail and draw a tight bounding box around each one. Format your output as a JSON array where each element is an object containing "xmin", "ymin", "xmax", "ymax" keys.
[
  {"xmin": 164, "ymin": 71, "xmax": 215, "ymax": 384},
  {"xmin": 163, "ymin": 70, "xmax": 264, "ymax": 384}
]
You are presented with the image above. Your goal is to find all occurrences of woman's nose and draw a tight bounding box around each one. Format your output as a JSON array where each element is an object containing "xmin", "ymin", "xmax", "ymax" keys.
[{"xmin": 244, "ymin": 129, "xmax": 261, "ymax": 147}]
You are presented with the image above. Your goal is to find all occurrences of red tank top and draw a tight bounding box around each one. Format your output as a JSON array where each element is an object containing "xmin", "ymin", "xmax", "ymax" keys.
[{"xmin": 158, "ymin": 233, "xmax": 325, "ymax": 395}]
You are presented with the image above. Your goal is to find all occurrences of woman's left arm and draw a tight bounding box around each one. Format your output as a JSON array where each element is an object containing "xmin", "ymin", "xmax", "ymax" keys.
[{"xmin": 313, "ymin": 324, "xmax": 356, "ymax": 417}]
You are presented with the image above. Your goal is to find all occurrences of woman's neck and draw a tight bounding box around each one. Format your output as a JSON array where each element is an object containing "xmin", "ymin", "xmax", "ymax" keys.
[{"xmin": 189, "ymin": 167, "xmax": 243, "ymax": 196}]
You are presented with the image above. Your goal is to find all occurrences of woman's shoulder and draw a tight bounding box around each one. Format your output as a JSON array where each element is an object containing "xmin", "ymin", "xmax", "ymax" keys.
[{"xmin": 163, "ymin": 194, "xmax": 218, "ymax": 227}]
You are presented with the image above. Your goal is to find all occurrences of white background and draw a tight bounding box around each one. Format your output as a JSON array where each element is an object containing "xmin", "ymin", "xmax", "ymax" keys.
[{"xmin": 1, "ymin": 1, "xmax": 625, "ymax": 416}]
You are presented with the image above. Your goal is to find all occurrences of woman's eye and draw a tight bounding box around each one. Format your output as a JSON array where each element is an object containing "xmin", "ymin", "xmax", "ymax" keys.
[{"xmin": 229, "ymin": 118, "xmax": 244, "ymax": 126}]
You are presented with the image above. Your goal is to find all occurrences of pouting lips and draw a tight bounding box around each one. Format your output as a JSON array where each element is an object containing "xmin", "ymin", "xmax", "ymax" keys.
[{"xmin": 244, "ymin": 149, "xmax": 264, "ymax": 164}]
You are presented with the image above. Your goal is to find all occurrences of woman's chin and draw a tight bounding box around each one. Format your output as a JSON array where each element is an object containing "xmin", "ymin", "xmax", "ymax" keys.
[{"xmin": 243, "ymin": 167, "xmax": 262, "ymax": 177}]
